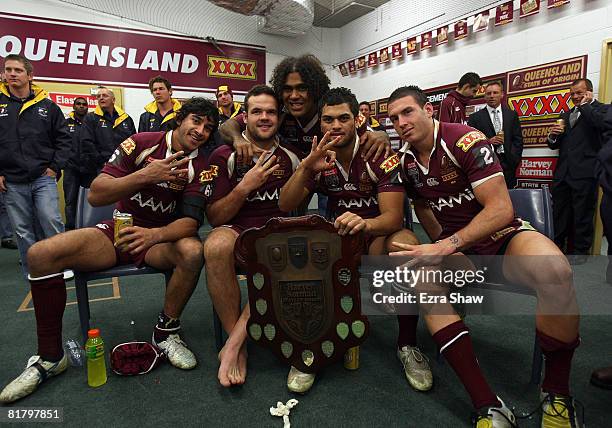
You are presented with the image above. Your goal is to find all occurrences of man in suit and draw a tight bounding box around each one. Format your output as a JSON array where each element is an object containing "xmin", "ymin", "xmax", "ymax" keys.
[
  {"xmin": 468, "ymin": 81, "xmax": 523, "ymax": 188},
  {"xmin": 547, "ymin": 78, "xmax": 606, "ymax": 264}
]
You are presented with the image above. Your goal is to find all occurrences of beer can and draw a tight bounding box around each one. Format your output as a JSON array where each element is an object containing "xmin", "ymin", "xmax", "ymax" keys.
[
  {"xmin": 113, "ymin": 212, "xmax": 133, "ymax": 249},
  {"xmin": 556, "ymin": 119, "xmax": 564, "ymax": 126},
  {"xmin": 344, "ymin": 346, "xmax": 360, "ymax": 370}
]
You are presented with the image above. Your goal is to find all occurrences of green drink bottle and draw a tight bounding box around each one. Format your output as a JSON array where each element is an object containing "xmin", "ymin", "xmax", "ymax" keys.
[{"xmin": 85, "ymin": 329, "xmax": 107, "ymax": 387}]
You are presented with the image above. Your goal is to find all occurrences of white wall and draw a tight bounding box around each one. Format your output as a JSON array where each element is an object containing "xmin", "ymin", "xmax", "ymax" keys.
[{"xmin": 336, "ymin": 0, "xmax": 612, "ymax": 102}]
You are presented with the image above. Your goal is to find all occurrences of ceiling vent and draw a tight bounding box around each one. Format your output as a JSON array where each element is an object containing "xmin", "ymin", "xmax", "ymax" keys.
[{"xmin": 208, "ymin": 0, "xmax": 314, "ymax": 37}]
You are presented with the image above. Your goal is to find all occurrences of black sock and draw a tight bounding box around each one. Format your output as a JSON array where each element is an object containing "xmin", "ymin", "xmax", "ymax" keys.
[{"xmin": 153, "ymin": 311, "xmax": 180, "ymax": 342}]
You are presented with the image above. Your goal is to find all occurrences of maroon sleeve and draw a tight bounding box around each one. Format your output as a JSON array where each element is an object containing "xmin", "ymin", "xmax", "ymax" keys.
[
  {"xmin": 438, "ymin": 97, "xmax": 453, "ymax": 123},
  {"xmin": 207, "ymin": 146, "xmax": 233, "ymax": 204},
  {"xmin": 449, "ymin": 129, "xmax": 504, "ymax": 186},
  {"xmin": 101, "ymin": 137, "xmax": 138, "ymax": 178},
  {"xmin": 372, "ymin": 153, "xmax": 404, "ymax": 193},
  {"xmin": 234, "ymin": 112, "xmax": 246, "ymax": 131}
]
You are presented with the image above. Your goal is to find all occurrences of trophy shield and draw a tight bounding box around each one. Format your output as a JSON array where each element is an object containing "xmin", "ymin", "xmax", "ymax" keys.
[{"xmin": 235, "ymin": 215, "xmax": 368, "ymax": 373}]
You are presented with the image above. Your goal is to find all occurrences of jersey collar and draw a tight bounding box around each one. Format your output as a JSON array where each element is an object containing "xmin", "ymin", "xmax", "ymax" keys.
[
  {"xmin": 399, "ymin": 119, "xmax": 439, "ymax": 175},
  {"xmin": 334, "ymin": 134, "xmax": 360, "ymax": 181},
  {"xmin": 241, "ymin": 131, "xmax": 280, "ymax": 163}
]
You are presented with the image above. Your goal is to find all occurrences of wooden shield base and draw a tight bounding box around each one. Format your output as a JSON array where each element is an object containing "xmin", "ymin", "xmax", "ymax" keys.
[{"xmin": 235, "ymin": 215, "xmax": 368, "ymax": 373}]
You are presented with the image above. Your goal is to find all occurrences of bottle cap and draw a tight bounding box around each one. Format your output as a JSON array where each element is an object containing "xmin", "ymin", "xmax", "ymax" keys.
[{"xmin": 88, "ymin": 329, "xmax": 100, "ymax": 338}]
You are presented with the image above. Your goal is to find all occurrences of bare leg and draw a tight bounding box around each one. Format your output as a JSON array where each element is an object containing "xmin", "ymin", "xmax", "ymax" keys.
[
  {"xmin": 27, "ymin": 228, "xmax": 117, "ymax": 276},
  {"xmin": 145, "ymin": 237, "xmax": 203, "ymax": 318},
  {"xmin": 202, "ymin": 227, "xmax": 248, "ymax": 386}
]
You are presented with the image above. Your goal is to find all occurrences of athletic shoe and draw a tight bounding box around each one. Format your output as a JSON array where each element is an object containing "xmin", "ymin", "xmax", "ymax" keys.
[
  {"xmin": 472, "ymin": 397, "xmax": 517, "ymax": 428},
  {"xmin": 287, "ymin": 366, "xmax": 315, "ymax": 393},
  {"xmin": 397, "ymin": 345, "xmax": 433, "ymax": 391},
  {"xmin": 540, "ymin": 391, "xmax": 583, "ymax": 428},
  {"xmin": 0, "ymin": 354, "xmax": 68, "ymax": 403},
  {"xmin": 152, "ymin": 333, "xmax": 196, "ymax": 370}
]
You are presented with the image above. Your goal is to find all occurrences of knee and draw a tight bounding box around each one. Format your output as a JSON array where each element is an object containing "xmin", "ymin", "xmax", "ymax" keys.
[
  {"xmin": 203, "ymin": 232, "xmax": 235, "ymax": 261},
  {"xmin": 174, "ymin": 238, "xmax": 204, "ymax": 271},
  {"xmin": 534, "ymin": 259, "xmax": 575, "ymax": 301},
  {"xmin": 26, "ymin": 239, "xmax": 56, "ymax": 273},
  {"xmin": 385, "ymin": 230, "xmax": 419, "ymax": 253}
]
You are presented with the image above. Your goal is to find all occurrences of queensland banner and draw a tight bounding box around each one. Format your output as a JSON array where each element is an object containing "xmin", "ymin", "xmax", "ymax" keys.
[{"xmin": 0, "ymin": 12, "xmax": 266, "ymax": 93}]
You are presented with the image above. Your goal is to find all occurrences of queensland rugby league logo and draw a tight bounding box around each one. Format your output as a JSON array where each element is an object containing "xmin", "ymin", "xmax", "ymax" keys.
[{"xmin": 207, "ymin": 55, "xmax": 257, "ymax": 80}]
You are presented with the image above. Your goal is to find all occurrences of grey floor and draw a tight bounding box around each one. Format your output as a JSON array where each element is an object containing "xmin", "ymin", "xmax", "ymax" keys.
[{"xmin": 0, "ymin": 231, "xmax": 611, "ymax": 427}]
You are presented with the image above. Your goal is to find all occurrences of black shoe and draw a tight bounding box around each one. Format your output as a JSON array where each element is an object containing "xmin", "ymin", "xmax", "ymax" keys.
[{"xmin": 1, "ymin": 238, "xmax": 17, "ymax": 249}]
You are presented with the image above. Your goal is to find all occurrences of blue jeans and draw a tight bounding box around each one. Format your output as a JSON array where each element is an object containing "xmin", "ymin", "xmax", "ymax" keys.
[
  {"xmin": 0, "ymin": 192, "xmax": 13, "ymax": 239},
  {"xmin": 4, "ymin": 175, "xmax": 65, "ymax": 277}
]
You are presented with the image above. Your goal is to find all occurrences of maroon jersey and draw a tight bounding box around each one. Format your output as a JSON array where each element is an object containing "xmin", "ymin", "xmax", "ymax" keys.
[
  {"xmin": 102, "ymin": 131, "xmax": 213, "ymax": 228},
  {"xmin": 400, "ymin": 121, "xmax": 528, "ymax": 255},
  {"xmin": 305, "ymin": 139, "xmax": 403, "ymax": 220},
  {"xmin": 208, "ymin": 141, "xmax": 300, "ymax": 229}
]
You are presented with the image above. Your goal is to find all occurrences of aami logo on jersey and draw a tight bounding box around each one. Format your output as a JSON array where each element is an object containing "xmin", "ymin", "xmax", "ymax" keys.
[
  {"xmin": 338, "ymin": 196, "xmax": 378, "ymax": 209},
  {"xmin": 207, "ymin": 55, "xmax": 257, "ymax": 80},
  {"xmin": 429, "ymin": 188, "xmax": 475, "ymax": 211},
  {"xmin": 247, "ymin": 188, "xmax": 279, "ymax": 202},
  {"xmin": 130, "ymin": 192, "xmax": 176, "ymax": 214}
]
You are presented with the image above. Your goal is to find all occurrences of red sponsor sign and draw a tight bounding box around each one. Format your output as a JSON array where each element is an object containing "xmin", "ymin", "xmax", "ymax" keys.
[
  {"xmin": 548, "ymin": 0, "xmax": 570, "ymax": 8},
  {"xmin": 392, "ymin": 42, "xmax": 402, "ymax": 59},
  {"xmin": 520, "ymin": 0, "xmax": 540, "ymax": 18},
  {"xmin": 0, "ymin": 13, "xmax": 265, "ymax": 93},
  {"xmin": 509, "ymin": 89, "xmax": 573, "ymax": 121},
  {"xmin": 473, "ymin": 12, "xmax": 490, "ymax": 33},
  {"xmin": 348, "ymin": 60, "xmax": 357, "ymax": 74},
  {"xmin": 437, "ymin": 27, "xmax": 448, "ymax": 45},
  {"xmin": 454, "ymin": 20, "xmax": 469, "ymax": 40},
  {"xmin": 338, "ymin": 63, "xmax": 348, "ymax": 77},
  {"xmin": 495, "ymin": 2, "xmax": 514, "ymax": 26},
  {"xmin": 407, "ymin": 37, "xmax": 418, "ymax": 55},
  {"xmin": 368, "ymin": 52, "xmax": 378, "ymax": 67},
  {"xmin": 357, "ymin": 56, "xmax": 366, "ymax": 70},
  {"xmin": 506, "ymin": 56, "xmax": 586, "ymax": 95},
  {"xmin": 420, "ymin": 32, "xmax": 432, "ymax": 50},
  {"xmin": 516, "ymin": 157, "xmax": 557, "ymax": 180},
  {"xmin": 520, "ymin": 121, "xmax": 557, "ymax": 148},
  {"xmin": 49, "ymin": 93, "xmax": 97, "ymax": 108},
  {"xmin": 379, "ymin": 47, "xmax": 390, "ymax": 63}
]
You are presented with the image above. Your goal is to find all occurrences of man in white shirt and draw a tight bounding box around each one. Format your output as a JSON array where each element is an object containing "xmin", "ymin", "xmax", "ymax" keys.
[{"xmin": 467, "ymin": 81, "xmax": 523, "ymax": 187}]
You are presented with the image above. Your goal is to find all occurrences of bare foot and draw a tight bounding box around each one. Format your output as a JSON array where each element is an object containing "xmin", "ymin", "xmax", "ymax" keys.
[{"xmin": 218, "ymin": 343, "xmax": 248, "ymax": 387}]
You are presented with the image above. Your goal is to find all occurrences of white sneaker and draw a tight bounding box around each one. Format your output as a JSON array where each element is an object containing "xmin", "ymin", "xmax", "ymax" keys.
[
  {"xmin": 0, "ymin": 354, "xmax": 68, "ymax": 403},
  {"xmin": 397, "ymin": 346, "xmax": 433, "ymax": 391},
  {"xmin": 287, "ymin": 366, "xmax": 315, "ymax": 393},
  {"xmin": 472, "ymin": 397, "xmax": 517, "ymax": 428},
  {"xmin": 152, "ymin": 333, "xmax": 196, "ymax": 370}
]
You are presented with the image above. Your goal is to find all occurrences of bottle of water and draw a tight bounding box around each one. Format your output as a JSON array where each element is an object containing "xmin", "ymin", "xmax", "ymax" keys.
[
  {"xmin": 85, "ymin": 329, "xmax": 107, "ymax": 387},
  {"xmin": 64, "ymin": 338, "xmax": 84, "ymax": 367}
]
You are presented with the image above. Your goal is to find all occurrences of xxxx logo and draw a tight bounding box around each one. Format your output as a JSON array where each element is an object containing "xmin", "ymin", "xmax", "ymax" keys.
[
  {"xmin": 509, "ymin": 90, "xmax": 572, "ymax": 121},
  {"xmin": 207, "ymin": 56, "xmax": 257, "ymax": 80}
]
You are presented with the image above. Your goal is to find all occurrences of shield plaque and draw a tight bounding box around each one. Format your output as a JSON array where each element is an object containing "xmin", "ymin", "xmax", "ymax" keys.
[{"xmin": 235, "ymin": 215, "xmax": 368, "ymax": 373}]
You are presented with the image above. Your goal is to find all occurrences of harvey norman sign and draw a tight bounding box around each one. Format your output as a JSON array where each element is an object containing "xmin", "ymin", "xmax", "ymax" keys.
[{"xmin": 0, "ymin": 12, "xmax": 265, "ymax": 93}]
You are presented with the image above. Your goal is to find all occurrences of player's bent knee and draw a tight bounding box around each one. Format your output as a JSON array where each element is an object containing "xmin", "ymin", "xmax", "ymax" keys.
[
  {"xmin": 26, "ymin": 239, "xmax": 60, "ymax": 273},
  {"xmin": 175, "ymin": 238, "xmax": 204, "ymax": 271},
  {"xmin": 203, "ymin": 231, "xmax": 236, "ymax": 260}
]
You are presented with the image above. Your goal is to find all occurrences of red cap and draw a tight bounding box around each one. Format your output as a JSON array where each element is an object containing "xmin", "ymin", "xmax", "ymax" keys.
[{"xmin": 88, "ymin": 329, "xmax": 100, "ymax": 338}]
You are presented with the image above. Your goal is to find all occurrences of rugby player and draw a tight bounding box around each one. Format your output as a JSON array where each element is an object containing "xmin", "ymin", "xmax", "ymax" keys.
[
  {"xmin": 138, "ymin": 75, "xmax": 182, "ymax": 133},
  {"xmin": 388, "ymin": 86, "xmax": 581, "ymax": 428},
  {"xmin": 203, "ymin": 85, "xmax": 301, "ymax": 387},
  {"xmin": 0, "ymin": 97, "xmax": 218, "ymax": 403},
  {"xmin": 279, "ymin": 88, "xmax": 432, "ymax": 394},
  {"xmin": 219, "ymin": 54, "xmax": 391, "ymax": 162}
]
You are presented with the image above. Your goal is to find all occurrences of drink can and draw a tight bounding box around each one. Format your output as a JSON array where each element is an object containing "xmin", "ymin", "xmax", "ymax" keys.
[
  {"xmin": 556, "ymin": 119, "xmax": 564, "ymax": 126},
  {"xmin": 113, "ymin": 212, "xmax": 133, "ymax": 249},
  {"xmin": 344, "ymin": 346, "xmax": 360, "ymax": 370}
]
